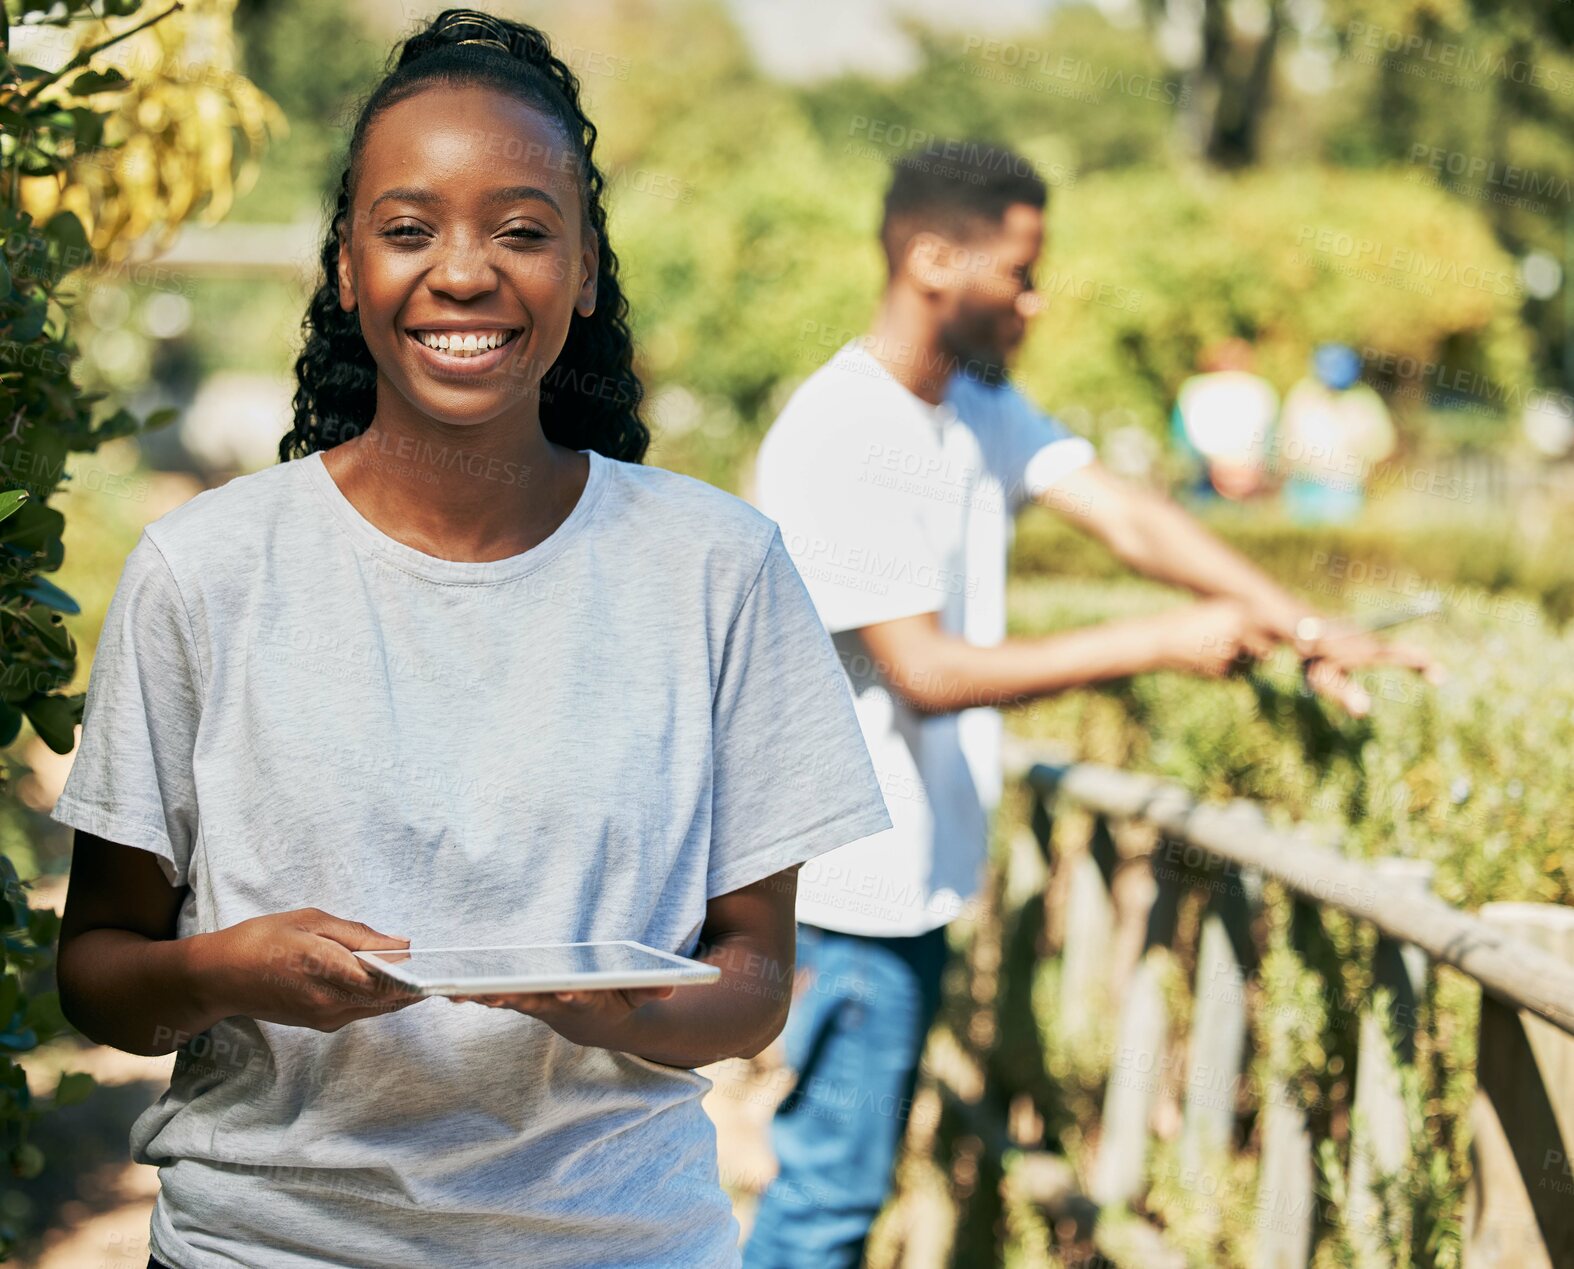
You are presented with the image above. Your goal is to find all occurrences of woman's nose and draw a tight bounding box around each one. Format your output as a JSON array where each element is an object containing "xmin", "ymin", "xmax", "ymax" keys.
[
  {"xmin": 429, "ymin": 243, "xmax": 499, "ymax": 298},
  {"xmin": 1016, "ymin": 290, "xmax": 1045, "ymax": 320}
]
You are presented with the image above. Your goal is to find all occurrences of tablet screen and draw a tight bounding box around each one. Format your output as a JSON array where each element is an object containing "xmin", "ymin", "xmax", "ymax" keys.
[{"xmin": 354, "ymin": 940, "xmax": 720, "ymax": 995}]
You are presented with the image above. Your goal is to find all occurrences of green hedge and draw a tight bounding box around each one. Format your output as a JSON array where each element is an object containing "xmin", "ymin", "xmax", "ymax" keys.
[
  {"xmin": 1012, "ymin": 500, "xmax": 1574, "ymax": 626},
  {"xmin": 998, "ymin": 572, "xmax": 1572, "ymax": 1265}
]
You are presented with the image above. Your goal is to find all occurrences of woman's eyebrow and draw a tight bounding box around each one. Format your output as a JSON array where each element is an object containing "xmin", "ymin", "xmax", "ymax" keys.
[{"xmin": 369, "ymin": 185, "xmax": 564, "ymax": 215}]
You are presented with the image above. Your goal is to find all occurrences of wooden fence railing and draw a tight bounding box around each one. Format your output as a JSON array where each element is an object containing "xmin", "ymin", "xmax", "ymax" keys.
[{"xmin": 918, "ymin": 752, "xmax": 1574, "ymax": 1269}]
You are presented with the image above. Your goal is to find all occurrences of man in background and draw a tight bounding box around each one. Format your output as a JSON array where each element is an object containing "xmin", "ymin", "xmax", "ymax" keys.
[{"xmin": 744, "ymin": 142, "xmax": 1438, "ymax": 1268}]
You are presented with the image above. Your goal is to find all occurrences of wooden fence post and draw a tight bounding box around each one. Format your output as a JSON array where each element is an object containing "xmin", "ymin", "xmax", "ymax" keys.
[
  {"xmin": 1256, "ymin": 1085, "xmax": 1316, "ymax": 1268},
  {"xmin": 1463, "ymin": 903, "xmax": 1574, "ymax": 1268},
  {"xmin": 1345, "ymin": 858, "xmax": 1435, "ymax": 1263},
  {"xmin": 1254, "ymin": 894, "xmax": 1325, "ymax": 1269},
  {"xmin": 1180, "ymin": 809, "xmax": 1265, "ymax": 1179},
  {"xmin": 1061, "ymin": 813, "xmax": 1119, "ymax": 1051},
  {"xmin": 1169, "ymin": 867, "xmax": 1260, "ymax": 1253},
  {"xmin": 1090, "ymin": 835, "xmax": 1183, "ymax": 1207}
]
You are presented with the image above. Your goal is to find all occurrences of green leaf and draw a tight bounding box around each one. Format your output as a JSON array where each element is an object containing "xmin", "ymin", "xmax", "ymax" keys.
[
  {"xmin": 68, "ymin": 106, "xmax": 105, "ymax": 152},
  {"xmin": 54, "ymin": 1071, "xmax": 94, "ymax": 1108},
  {"xmin": 66, "ymin": 68, "xmax": 131, "ymax": 96},
  {"xmin": 33, "ymin": 109, "xmax": 77, "ymax": 135},
  {"xmin": 0, "ymin": 253, "xmax": 10, "ymax": 301},
  {"xmin": 17, "ymin": 152, "xmax": 67, "ymax": 178},
  {"xmin": 25, "ymin": 906, "xmax": 58, "ymax": 948},
  {"xmin": 9, "ymin": 297, "xmax": 46, "ymax": 343},
  {"xmin": 0, "ymin": 701, "xmax": 21, "ymax": 748},
  {"xmin": 143, "ymin": 407, "xmax": 179, "ymax": 431},
  {"xmin": 91, "ymin": 406, "xmax": 138, "ymax": 444},
  {"xmin": 14, "ymin": 605, "xmax": 71, "ymax": 659},
  {"xmin": 0, "ymin": 491, "xmax": 28, "ymax": 525},
  {"xmin": 0, "ymin": 1026, "xmax": 37, "ymax": 1053},
  {"xmin": 21, "ymin": 691, "xmax": 79, "ymax": 753},
  {"xmin": 9, "ymin": 1143, "xmax": 43, "ymax": 1180},
  {"xmin": 17, "ymin": 575, "xmax": 77, "ymax": 614},
  {"xmin": 43, "ymin": 211, "xmax": 89, "ymax": 267},
  {"xmin": 0, "ymin": 500, "xmax": 64, "ymax": 551},
  {"xmin": 24, "ymin": 991, "xmax": 65, "ymax": 1037}
]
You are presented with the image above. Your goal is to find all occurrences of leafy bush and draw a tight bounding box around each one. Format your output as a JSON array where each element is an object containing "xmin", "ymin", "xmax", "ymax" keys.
[
  {"xmin": 0, "ymin": 0, "xmax": 274, "ymax": 1250},
  {"xmin": 1000, "ymin": 572, "xmax": 1571, "ymax": 1264},
  {"xmin": 1012, "ymin": 165, "xmax": 1532, "ymax": 450},
  {"xmin": 1012, "ymin": 498, "xmax": 1574, "ymax": 625}
]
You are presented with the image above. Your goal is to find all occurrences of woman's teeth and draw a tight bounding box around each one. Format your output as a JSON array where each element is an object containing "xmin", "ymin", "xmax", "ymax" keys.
[{"xmin": 413, "ymin": 329, "xmax": 519, "ymax": 356}]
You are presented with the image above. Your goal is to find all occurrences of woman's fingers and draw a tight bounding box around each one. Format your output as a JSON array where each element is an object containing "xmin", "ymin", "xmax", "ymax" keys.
[
  {"xmin": 447, "ymin": 991, "xmax": 552, "ymax": 1011},
  {"xmin": 308, "ymin": 911, "xmax": 411, "ymax": 952},
  {"xmin": 445, "ymin": 986, "xmax": 673, "ymax": 1012},
  {"xmin": 622, "ymin": 985, "xmax": 676, "ymax": 1006}
]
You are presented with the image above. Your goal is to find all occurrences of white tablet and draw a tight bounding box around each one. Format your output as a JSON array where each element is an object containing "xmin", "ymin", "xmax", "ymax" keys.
[{"xmin": 353, "ymin": 940, "xmax": 721, "ymax": 997}]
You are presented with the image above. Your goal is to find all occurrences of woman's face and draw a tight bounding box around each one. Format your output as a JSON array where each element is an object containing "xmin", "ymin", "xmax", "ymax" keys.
[{"xmin": 336, "ymin": 82, "xmax": 597, "ymax": 430}]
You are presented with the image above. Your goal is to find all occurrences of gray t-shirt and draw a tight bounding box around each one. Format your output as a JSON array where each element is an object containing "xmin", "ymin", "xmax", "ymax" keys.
[{"xmin": 51, "ymin": 446, "xmax": 892, "ymax": 1268}]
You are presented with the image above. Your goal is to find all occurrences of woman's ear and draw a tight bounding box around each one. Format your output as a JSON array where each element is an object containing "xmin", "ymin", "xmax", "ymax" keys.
[
  {"xmin": 576, "ymin": 228, "xmax": 599, "ymax": 318},
  {"xmin": 336, "ymin": 225, "xmax": 357, "ymax": 313}
]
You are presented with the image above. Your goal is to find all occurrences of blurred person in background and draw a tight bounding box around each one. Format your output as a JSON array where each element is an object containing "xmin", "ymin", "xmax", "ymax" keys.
[
  {"xmin": 748, "ymin": 143, "xmax": 1439, "ymax": 1269},
  {"xmin": 1170, "ymin": 337, "xmax": 1278, "ymax": 501},
  {"xmin": 1278, "ymin": 342, "xmax": 1396, "ymax": 524}
]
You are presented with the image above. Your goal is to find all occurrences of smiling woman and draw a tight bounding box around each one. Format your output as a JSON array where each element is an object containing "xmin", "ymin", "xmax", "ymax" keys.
[
  {"xmin": 50, "ymin": 9, "xmax": 893, "ymax": 1269},
  {"xmin": 283, "ymin": 9, "xmax": 646, "ymax": 469}
]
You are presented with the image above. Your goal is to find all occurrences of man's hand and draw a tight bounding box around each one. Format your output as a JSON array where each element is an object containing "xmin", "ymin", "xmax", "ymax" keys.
[
  {"xmin": 1242, "ymin": 596, "xmax": 1444, "ymax": 715},
  {"xmin": 1041, "ymin": 463, "xmax": 1444, "ymax": 716},
  {"xmin": 447, "ymin": 985, "xmax": 677, "ymax": 1051},
  {"xmin": 1153, "ymin": 598, "xmax": 1277, "ymax": 677},
  {"xmin": 1291, "ymin": 617, "xmax": 1445, "ymax": 717}
]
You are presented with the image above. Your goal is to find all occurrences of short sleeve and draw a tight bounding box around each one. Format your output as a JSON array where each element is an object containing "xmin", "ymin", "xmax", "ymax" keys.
[
  {"xmin": 997, "ymin": 383, "xmax": 1096, "ymax": 511},
  {"xmin": 755, "ymin": 419, "xmax": 948, "ymax": 635},
  {"xmin": 706, "ymin": 528, "xmax": 893, "ymax": 898},
  {"xmin": 50, "ymin": 531, "xmax": 203, "ymax": 888}
]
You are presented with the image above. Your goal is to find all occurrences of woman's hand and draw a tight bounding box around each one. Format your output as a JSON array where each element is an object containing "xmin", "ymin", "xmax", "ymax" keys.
[
  {"xmin": 190, "ymin": 907, "xmax": 424, "ymax": 1033},
  {"xmin": 447, "ymin": 985, "xmax": 676, "ymax": 1051}
]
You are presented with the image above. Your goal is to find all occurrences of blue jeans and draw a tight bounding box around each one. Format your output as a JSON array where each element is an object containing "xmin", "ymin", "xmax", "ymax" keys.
[{"xmin": 742, "ymin": 921, "xmax": 949, "ymax": 1269}]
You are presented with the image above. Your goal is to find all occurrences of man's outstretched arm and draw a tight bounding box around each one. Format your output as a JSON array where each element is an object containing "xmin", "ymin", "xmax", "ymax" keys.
[
  {"xmin": 1039, "ymin": 462, "xmax": 1442, "ymax": 714},
  {"xmin": 855, "ymin": 598, "xmax": 1263, "ymax": 716}
]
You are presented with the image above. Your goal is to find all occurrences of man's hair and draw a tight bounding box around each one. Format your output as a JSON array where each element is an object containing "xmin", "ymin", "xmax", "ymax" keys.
[{"xmin": 880, "ymin": 141, "xmax": 1047, "ymax": 273}]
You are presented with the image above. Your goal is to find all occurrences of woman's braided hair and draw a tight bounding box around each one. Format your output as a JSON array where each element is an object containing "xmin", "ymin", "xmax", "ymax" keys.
[{"xmin": 279, "ymin": 8, "xmax": 648, "ymax": 463}]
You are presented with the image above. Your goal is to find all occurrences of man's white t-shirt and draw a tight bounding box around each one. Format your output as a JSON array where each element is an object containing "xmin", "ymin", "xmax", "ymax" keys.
[
  {"xmin": 51, "ymin": 447, "xmax": 892, "ymax": 1268},
  {"xmin": 755, "ymin": 340, "xmax": 1095, "ymax": 937}
]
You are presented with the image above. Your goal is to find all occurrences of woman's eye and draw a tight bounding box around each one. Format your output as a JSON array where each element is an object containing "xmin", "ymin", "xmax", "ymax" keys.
[
  {"xmin": 384, "ymin": 225, "xmax": 427, "ymax": 240},
  {"xmin": 504, "ymin": 228, "xmax": 546, "ymax": 242}
]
